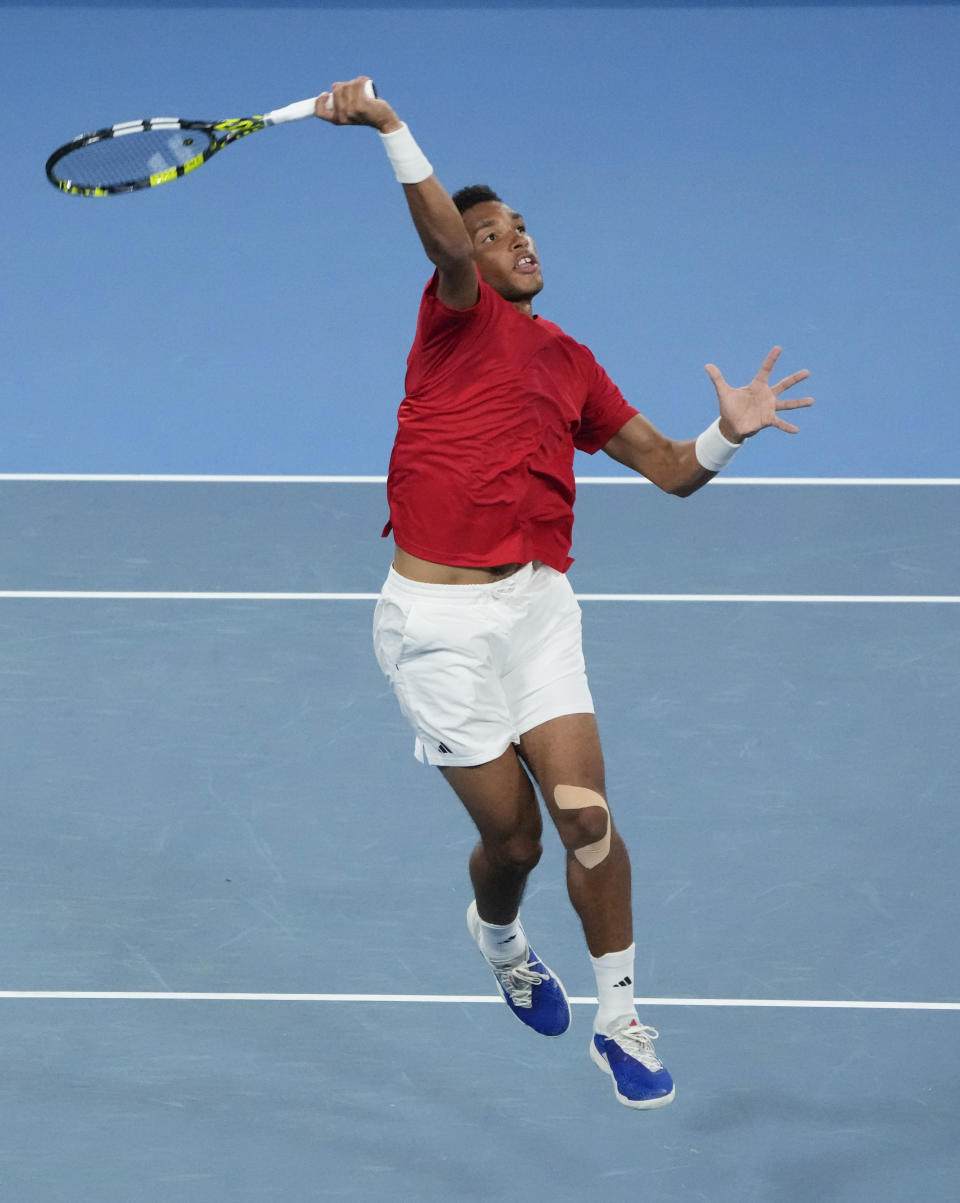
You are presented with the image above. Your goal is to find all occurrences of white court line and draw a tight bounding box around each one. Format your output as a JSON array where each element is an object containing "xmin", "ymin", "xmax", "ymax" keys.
[
  {"xmin": 0, "ymin": 592, "xmax": 381, "ymax": 601},
  {"xmin": 0, "ymin": 990, "xmax": 956, "ymax": 1011},
  {"xmin": 1, "ymin": 591, "xmax": 958, "ymax": 604},
  {"xmin": 574, "ymin": 594, "xmax": 960, "ymax": 604},
  {"xmin": 578, "ymin": 478, "xmax": 960, "ymax": 486},
  {"xmin": 0, "ymin": 474, "xmax": 958, "ymax": 485}
]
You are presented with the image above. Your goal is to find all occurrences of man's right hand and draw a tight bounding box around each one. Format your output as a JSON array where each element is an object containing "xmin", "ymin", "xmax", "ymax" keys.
[{"xmin": 315, "ymin": 76, "xmax": 403, "ymax": 134}]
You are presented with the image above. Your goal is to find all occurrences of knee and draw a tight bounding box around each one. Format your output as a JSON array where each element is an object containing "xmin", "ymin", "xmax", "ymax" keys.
[
  {"xmin": 558, "ymin": 804, "xmax": 610, "ymax": 852},
  {"xmin": 482, "ymin": 830, "xmax": 543, "ymax": 876},
  {"xmin": 553, "ymin": 784, "xmax": 612, "ymax": 870}
]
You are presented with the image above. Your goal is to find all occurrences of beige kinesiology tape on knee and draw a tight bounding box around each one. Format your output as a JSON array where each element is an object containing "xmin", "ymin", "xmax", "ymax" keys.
[{"xmin": 554, "ymin": 785, "xmax": 611, "ymax": 869}]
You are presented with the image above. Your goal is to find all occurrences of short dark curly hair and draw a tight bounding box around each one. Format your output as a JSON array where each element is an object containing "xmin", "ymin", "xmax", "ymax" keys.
[{"xmin": 451, "ymin": 184, "xmax": 502, "ymax": 214}]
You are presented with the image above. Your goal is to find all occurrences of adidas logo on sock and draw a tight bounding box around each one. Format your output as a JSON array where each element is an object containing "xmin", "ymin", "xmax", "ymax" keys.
[{"xmin": 612, "ymin": 976, "xmax": 633, "ymax": 988}]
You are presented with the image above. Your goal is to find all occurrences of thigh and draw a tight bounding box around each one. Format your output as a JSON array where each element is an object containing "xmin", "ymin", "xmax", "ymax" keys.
[
  {"xmin": 373, "ymin": 579, "xmax": 517, "ymax": 768},
  {"xmin": 504, "ymin": 567, "xmax": 594, "ymax": 736},
  {"xmin": 518, "ymin": 713, "xmax": 609, "ymax": 836},
  {"xmin": 440, "ymin": 744, "xmax": 542, "ymax": 847}
]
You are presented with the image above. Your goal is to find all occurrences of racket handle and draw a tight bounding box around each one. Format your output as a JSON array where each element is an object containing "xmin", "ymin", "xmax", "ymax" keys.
[
  {"xmin": 263, "ymin": 79, "xmax": 377, "ymax": 124},
  {"xmin": 263, "ymin": 97, "xmax": 321, "ymax": 125}
]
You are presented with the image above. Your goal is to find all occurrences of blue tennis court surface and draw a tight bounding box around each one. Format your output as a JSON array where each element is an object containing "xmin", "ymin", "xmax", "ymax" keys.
[{"xmin": 1, "ymin": 478, "xmax": 957, "ymax": 1201}]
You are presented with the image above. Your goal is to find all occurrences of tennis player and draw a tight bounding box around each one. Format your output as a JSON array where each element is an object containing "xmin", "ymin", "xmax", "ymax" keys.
[{"xmin": 317, "ymin": 78, "xmax": 812, "ymax": 1110}]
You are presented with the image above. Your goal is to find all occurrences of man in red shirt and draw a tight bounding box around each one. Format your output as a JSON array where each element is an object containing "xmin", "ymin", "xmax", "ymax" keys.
[{"xmin": 319, "ymin": 79, "xmax": 812, "ymax": 1110}]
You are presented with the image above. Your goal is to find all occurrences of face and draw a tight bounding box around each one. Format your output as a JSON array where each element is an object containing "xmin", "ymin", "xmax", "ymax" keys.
[{"xmin": 462, "ymin": 201, "xmax": 543, "ymax": 305}]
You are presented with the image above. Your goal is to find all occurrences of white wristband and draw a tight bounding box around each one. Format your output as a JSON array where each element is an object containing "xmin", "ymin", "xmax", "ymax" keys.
[
  {"xmin": 695, "ymin": 418, "xmax": 742, "ymax": 472},
  {"xmin": 379, "ymin": 123, "xmax": 433, "ymax": 184}
]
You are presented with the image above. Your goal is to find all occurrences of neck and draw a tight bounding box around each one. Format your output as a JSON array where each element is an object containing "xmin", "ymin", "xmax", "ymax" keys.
[{"xmin": 510, "ymin": 299, "xmax": 534, "ymax": 317}]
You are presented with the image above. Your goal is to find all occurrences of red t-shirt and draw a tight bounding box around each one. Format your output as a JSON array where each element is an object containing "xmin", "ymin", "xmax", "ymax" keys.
[{"xmin": 382, "ymin": 270, "xmax": 638, "ymax": 572}]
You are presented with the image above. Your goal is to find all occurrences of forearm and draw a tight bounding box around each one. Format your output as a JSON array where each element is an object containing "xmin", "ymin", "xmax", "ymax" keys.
[
  {"xmin": 378, "ymin": 123, "xmax": 475, "ymax": 304},
  {"xmin": 374, "ymin": 118, "xmax": 471, "ymax": 266},
  {"xmin": 317, "ymin": 80, "xmax": 472, "ymax": 268},
  {"xmin": 640, "ymin": 438, "xmax": 716, "ymax": 498},
  {"xmin": 603, "ymin": 414, "xmax": 741, "ymax": 496},
  {"xmin": 655, "ymin": 421, "xmax": 747, "ymax": 495},
  {"xmin": 400, "ymin": 173, "xmax": 473, "ymax": 269},
  {"xmin": 605, "ymin": 345, "xmax": 810, "ymax": 491}
]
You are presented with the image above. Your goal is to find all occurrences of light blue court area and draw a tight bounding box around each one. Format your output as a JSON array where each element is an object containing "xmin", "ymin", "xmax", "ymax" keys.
[
  {"xmin": 1, "ymin": 479, "xmax": 958, "ymax": 1201},
  {"xmin": 1, "ymin": 1002, "xmax": 957, "ymax": 1202}
]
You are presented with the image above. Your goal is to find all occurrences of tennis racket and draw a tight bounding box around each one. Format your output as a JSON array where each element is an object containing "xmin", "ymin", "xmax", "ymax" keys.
[{"xmin": 46, "ymin": 79, "xmax": 377, "ymax": 197}]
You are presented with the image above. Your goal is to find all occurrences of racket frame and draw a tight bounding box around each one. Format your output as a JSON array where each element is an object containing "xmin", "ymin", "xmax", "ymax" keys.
[
  {"xmin": 46, "ymin": 81, "xmax": 375, "ymax": 197},
  {"xmin": 47, "ymin": 82, "xmax": 375, "ymax": 196},
  {"xmin": 47, "ymin": 108, "xmax": 299, "ymax": 197}
]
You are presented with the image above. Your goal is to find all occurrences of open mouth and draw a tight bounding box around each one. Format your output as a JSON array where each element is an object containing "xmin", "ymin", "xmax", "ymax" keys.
[{"xmin": 515, "ymin": 255, "xmax": 539, "ymax": 274}]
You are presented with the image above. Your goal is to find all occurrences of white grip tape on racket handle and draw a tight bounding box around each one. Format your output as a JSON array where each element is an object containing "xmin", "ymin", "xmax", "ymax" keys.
[
  {"xmin": 263, "ymin": 80, "xmax": 376, "ymax": 125},
  {"xmin": 264, "ymin": 98, "xmax": 320, "ymax": 125}
]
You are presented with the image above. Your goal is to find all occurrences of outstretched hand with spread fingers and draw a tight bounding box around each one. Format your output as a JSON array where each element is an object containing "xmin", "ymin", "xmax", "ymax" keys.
[{"xmin": 704, "ymin": 347, "xmax": 813, "ymax": 442}]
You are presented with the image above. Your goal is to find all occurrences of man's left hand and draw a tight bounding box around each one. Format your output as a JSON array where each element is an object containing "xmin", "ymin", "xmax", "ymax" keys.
[{"xmin": 704, "ymin": 347, "xmax": 813, "ymax": 442}]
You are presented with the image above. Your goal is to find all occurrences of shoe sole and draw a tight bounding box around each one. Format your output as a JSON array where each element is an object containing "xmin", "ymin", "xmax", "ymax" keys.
[
  {"xmin": 467, "ymin": 900, "xmax": 570, "ymax": 1037},
  {"xmin": 589, "ymin": 1039, "xmax": 677, "ymax": 1110}
]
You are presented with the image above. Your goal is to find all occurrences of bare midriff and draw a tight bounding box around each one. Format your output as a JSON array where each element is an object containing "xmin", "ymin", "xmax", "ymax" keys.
[{"xmin": 393, "ymin": 545, "xmax": 523, "ymax": 584}]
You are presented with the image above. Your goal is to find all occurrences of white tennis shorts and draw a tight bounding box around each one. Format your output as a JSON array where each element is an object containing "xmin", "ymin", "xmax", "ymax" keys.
[{"xmin": 372, "ymin": 561, "xmax": 594, "ymax": 767}]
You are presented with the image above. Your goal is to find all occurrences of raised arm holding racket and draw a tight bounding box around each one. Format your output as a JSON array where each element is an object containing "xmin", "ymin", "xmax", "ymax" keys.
[{"xmin": 316, "ymin": 77, "xmax": 813, "ymax": 1110}]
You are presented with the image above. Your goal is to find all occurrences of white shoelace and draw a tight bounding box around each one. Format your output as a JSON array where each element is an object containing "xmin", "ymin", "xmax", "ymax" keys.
[
  {"xmin": 610, "ymin": 1023, "xmax": 665, "ymax": 1071},
  {"xmin": 491, "ymin": 957, "xmax": 547, "ymax": 1009}
]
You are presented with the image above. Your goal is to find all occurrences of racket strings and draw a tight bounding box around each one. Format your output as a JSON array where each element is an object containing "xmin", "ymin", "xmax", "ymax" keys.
[{"xmin": 51, "ymin": 127, "xmax": 214, "ymax": 189}]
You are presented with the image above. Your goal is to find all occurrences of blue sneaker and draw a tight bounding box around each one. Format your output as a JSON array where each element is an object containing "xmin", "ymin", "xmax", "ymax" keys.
[
  {"xmin": 590, "ymin": 1018, "xmax": 676, "ymax": 1109},
  {"xmin": 467, "ymin": 900, "xmax": 570, "ymax": 1037}
]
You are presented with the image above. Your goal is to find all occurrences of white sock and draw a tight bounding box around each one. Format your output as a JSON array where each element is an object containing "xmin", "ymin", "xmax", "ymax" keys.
[
  {"xmin": 590, "ymin": 944, "xmax": 639, "ymax": 1034},
  {"xmin": 476, "ymin": 914, "xmax": 527, "ymax": 966}
]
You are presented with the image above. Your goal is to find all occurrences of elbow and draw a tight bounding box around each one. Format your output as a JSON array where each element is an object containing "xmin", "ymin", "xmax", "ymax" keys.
[
  {"xmin": 640, "ymin": 472, "xmax": 694, "ymax": 497},
  {"xmin": 666, "ymin": 472, "xmax": 711, "ymax": 498},
  {"xmin": 429, "ymin": 238, "xmax": 474, "ymax": 272},
  {"xmin": 661, "ymin": 447, "xmax": 711, "ymax": 497},
  {"xmin": 627, "ymin": 438, "xmax": 709, "ymax": 497}
]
